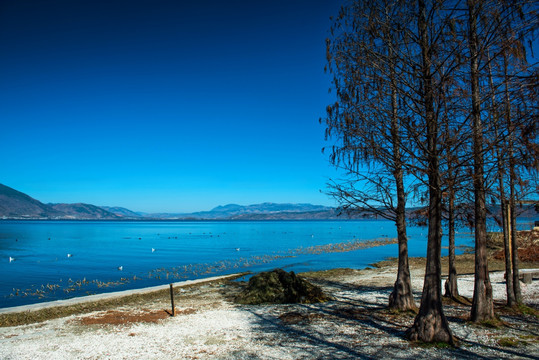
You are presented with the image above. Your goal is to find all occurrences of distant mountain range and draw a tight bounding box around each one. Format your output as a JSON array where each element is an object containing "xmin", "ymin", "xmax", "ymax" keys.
[
  {"xmin": 0, "ymin": 184, "xmax": 121, "ymax": 220},
  {"xmin": 147, "ymin": 203, "xmax": 337, "ymax": 220},
  {"xmin": 4, "ymin": 183, "xmax": 534, "ymax": 221},
  {"xmin": 0, "ymin": 183, "xmax": 365, "ymax": 220},
  {"xmin": 0, "ymin": 184, "xmax": 65, "ymax": 219}
]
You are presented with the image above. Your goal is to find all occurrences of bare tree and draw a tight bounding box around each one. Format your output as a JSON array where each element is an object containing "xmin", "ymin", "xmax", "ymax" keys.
[
  {"xmin": 406, "ymin": 0, "xmax": 454, "ymax": 343},
  {"xmin": 463, "ymin": 0, "xmax": 537, "ymax": 312},
  {"xmin": 325, "ymin": 0, "xmax": 416, "ymax": 311},
  {"xmin": 466, "ymin": 0, "xmax": 496, "ymax": 322},
  {"xmin": 323, "ymin": 0, "xmax": 536, "ymax": 343}
]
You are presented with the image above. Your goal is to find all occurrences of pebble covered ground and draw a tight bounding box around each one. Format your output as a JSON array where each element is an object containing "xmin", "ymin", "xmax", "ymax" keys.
[{"xmin": 1, "ymin": 264, "xmax": 538, "ymax": 360}]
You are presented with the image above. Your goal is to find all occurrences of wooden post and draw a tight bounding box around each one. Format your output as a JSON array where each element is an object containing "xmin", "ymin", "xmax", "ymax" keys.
[{"xmin": 169, "ymin": 283, "xmax": 175, "ymax": 316}]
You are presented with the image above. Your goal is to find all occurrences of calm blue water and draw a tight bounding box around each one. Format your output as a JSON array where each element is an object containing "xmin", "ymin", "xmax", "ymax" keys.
[{"xmin": 0, "ymin": 220, "xmax": 481, "ymax": 308}]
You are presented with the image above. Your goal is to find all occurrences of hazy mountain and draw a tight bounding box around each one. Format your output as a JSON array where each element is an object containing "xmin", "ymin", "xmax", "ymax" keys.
[
  {"xmin": 146, "ymin": 203, "xmax": 336, "ymax": 219},
  {"xmin": 0, "ymin": 183, "xmax": 365, "ymax": 220},
  {"xmin": 0, "ymin": 183, "xmax": 119, "ymax": 219},
  {"xmin": 212, "ymin": 202, "xmax": 331, "ymax": 214},
  {"xmin": 198, "ymin": 202, "xmax": 332, "ymax": 218},
  {"xmin": 49, "ymin": 203, "xmax": 120, "ymax": 219},
  {"xmin": 228, "ymin": 209, "xmax": 375, "ymax": 220},
  {"xmin": 0, "ymin": 184, "xmax": 63, "ymax": 218},
  {"xmin": 100, "ymin": 206, "xmax": 143, "ymax": 218}
]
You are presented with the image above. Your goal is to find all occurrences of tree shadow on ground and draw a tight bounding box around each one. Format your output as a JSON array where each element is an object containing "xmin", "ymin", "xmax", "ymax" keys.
[{"xmin": 235, "ymin": 279, "xmax": 538, "ymax": 360}]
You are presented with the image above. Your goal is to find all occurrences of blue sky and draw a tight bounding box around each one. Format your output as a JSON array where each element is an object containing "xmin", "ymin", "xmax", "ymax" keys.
[{"xmin": 0, "ymin": 0, "xmax": 342, "ymax": 212}]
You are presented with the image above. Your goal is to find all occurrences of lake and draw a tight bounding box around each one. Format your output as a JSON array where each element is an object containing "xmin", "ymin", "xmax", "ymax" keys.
[{"xmin": 0, "ymin": 220, "xmax": 480, "ymax": 308}]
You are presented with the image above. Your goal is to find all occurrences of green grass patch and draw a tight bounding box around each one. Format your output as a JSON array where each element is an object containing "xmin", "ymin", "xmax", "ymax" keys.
[
  {"xmin": 442, "ymin": 294, "xmax": 472, "ymax": 306},
  {"xmin": 497, "ymin": 337, "xmax": 528, "ymax": 347},
  {"xmin": 385, "ymin": 307, "xmax": 418, "ymax": 317},
  {"xmin": 517, "ymin": 304, "xmax": 539, "ymax": 317},
  {"xmin": 300, "ymin": 268, "xmax": 359, "ymax": 279},
  {"xmin": 520, "ymin": 335, "xmax": 539, "ymax": 342},
  {"xmin": 370, "ymin": 257, "xmax": 397, "ymax": 268},
  {"xmin": 413, "ymin": 340, "xmax": 454, "ymax": 349},
  {"xmin": 478, "ymin": 318, "xmax": 505, "ymax": 329}
]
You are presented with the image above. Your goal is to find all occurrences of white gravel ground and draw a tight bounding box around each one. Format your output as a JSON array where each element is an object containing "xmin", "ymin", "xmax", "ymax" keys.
[{"xmin": 1, "ymin": 268, "xmax": 538, "ymax": 360}]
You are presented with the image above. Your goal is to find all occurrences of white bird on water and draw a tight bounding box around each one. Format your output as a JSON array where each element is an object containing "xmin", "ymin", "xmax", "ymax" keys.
[
  {"xmin": 151, "ymin": 248, "xmax": 155, "ymax": 252},
  {"xmin": 235, "ymin": 248, "xmax": 240, "ymax": 251},
  {"xmin": 67, "ymin": 253, "xmax": 73, "ymax": 258},
  {"xmin": 9, "ymin": 257, "xmax": 15, "ymax": 262},
  {"xmin": 118, "ymin": 266, "xmax": 123, "ymax": 271}
]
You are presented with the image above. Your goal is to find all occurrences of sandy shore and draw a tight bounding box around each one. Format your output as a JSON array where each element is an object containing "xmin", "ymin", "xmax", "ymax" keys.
[
  {"xmin": 1, "ymin": 256, "xmax": 538, "ymax": 360},
  {"xmin": 0, "ymin": 274, "xmax": 244, "ymax": 315}
]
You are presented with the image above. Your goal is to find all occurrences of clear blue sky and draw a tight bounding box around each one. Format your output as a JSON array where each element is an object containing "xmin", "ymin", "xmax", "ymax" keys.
[{"xmin": 0, "ymin": 0, "xmax": 342, "ymax": 212}]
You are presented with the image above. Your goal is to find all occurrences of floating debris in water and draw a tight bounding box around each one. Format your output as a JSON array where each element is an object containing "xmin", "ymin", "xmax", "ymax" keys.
[
  {"xmin": 295, "ymin": 237, "xmax": 397, "ymax": 255},
  {"xmin": 4, "ymin": 236, "xmax": 397, "ymax": 302}
]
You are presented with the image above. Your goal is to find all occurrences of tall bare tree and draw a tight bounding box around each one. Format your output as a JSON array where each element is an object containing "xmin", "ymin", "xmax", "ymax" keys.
[
  {"xmin": 406, "ymin": 0, "xmax": 454, "ymax": 343},
  {"xmin": 325, "ymin": 0, "xmax": 416, "ymax": 311},
  {"xmin": 466, "ymin": 0, "xmax": 496, "ymax": 322},
  {"xmin": 462, "ymin": 0, "xmax": 537, "ymax": 313}
]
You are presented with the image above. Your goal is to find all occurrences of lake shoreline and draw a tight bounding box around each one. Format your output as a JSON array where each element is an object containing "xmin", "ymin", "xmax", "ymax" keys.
[
  {"xmin": 1, "ymin": 248, "xmax": 537, "ymax": 325},
  {"xmin": 1, "ymin": 250, "xmax": 538, "ymax": 359},
  {"xmin": 1, "ymin": 220, "xmax": 412, "ymax": 307},
  {"xmin": 3, "ymin": 220, "xmax": 535, "ymax": 309},
  {"xmin": 0, "ymin": 273, "xmax": 247, "ymax": 315},
  {"xmin": 1, "ymin": 227, "xmax": 537, "ymax": 322}
]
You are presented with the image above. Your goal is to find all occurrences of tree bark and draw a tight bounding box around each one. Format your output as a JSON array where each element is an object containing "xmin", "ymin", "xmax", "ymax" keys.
[
  {"xmin": 388, "ymin": 43, "xmax": 415, "ymax": 312},
  {"xmin": 505, "ymin": 54, "xmax": 522, "ymax": 305},
  {"xmin": 407, "ymin": 0, "xmax": 452, "ymax": 343},
  {"xmin": 444, "ymin": 186, "xmax": 459, "ymax": 299},
  {"xmin": 408, "ymin": 144, "xmax": 453, "ymax": 343},
  {"xmin": 509, "ymin": 180, "xmax": 522, "ymax": 303},
  {"xmin": 389, "ymin": 181, "xmax": 415, "ymax": 310},
  {"xmin": 488, "ymin": 51, "xmax": 515, "ymax": 307},
  {"xmin": 502, "ymin": 201, "xmax": 516, "ymax": 306},
  {"xmin": 468, "ymin": 0, "xmax": 495, "ymax": 322}
]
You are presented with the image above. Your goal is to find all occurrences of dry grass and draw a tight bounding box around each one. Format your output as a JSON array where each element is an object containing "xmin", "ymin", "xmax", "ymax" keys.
[
  {"xmin": 0, "ymin": 275, "xmax": 245, "ymax": 328},
  {"xmin": 492, "ymin": 229, "xmax": 539, "ymax": 262},
  {"xmin": 372, "ymin": 229, "xmax": 539, "ymax": 275},
  {"xmin": 76, "ymin": 307, "xmax": 197, "ymax": 326},
  {"xmin": 300, "ymin": 268, "xmax": 363, "ymax": 279},
  {"xmin": 78, "ymin": 309, "xmax": 171, "ymax": 325}
]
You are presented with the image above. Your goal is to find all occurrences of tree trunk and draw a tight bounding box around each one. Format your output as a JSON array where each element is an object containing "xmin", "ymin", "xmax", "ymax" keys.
[
  {"xmin": 468, "ymin": 0, "xmax": 495, "ymax": 322},
  {"xmin": 502, "ymin": 200, "xmax": 516, "ymax": 306},
  {"xmin": 509, "ymin": 181, "xmax": 522, "ymax": 303},
  {"xmin": 388, "ymin": 43, "xmax": 415, "ymax": 312},
  {"xmin": 389, "ymin": 186, "xmax": 415, "ymax": 310},
  {"xmin": 489, "ymin": 52, "xmax": 515, "ymax": 307},
  {"xmin": 444, "ymin": 187, "xmax": 459, "ymax": 299},
  {"xmin": 505, "ymin": 54, "xmax": 522, "ymax": 305},
  {"xmin": 408, "ymin": 152, "xmax": 452, "ymax": 343},
  {"xmin": 407, "ymin": 0, "xmax": 452, "ymax": 344}
]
